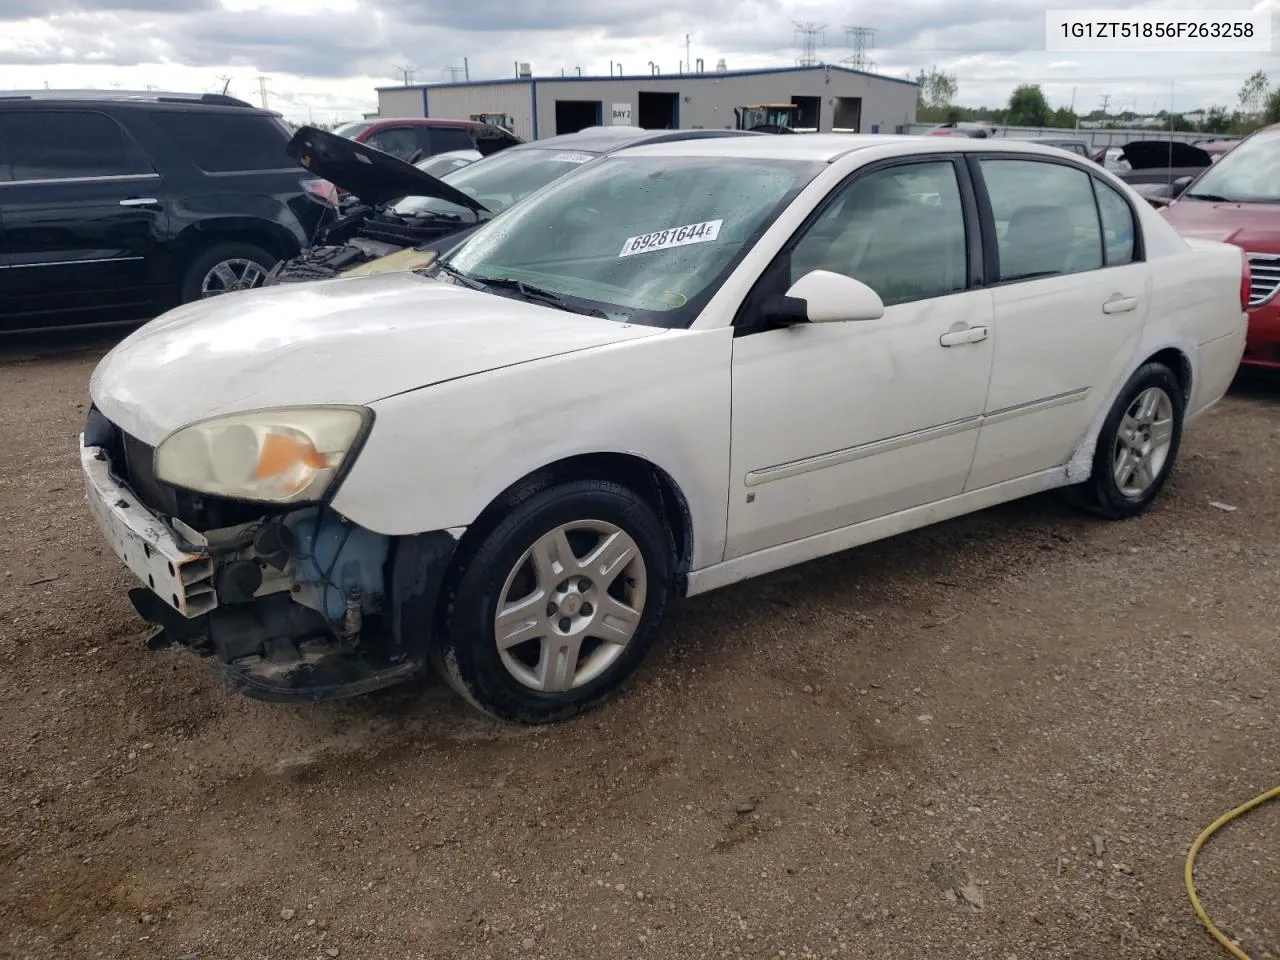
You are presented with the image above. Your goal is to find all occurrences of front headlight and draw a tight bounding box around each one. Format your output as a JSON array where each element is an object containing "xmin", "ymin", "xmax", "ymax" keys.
[{"xmin": 154, "ymin": 406, "xmax": 370, "ymax": 503}]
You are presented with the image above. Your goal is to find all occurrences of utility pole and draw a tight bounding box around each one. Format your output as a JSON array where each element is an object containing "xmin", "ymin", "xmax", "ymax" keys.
[
  {"xmin": 443, "ymin": 66, "xmax": 464, "ymax": 82},
  {"xmin": 255, "ymin": 75, "xmax": 271, "ymax": 110},
  {"xmin": 463, "ymin": 57, "xmax": 469, "ymax": 81},
  {"xmin": 685, "ymin": 34, "xmax": 691, "ymax": 74},
  {"xmin": 841, "ymin": 26, "xmax": 877, "ymax": 72},
  {"xmin": 216, "ymin": 74, "xmax": 232, "ymax": 96},
  {"xmin": 392, "ymin": 64, "xmax": 417, "ymax": 86},
  {"xmin": 1099, "ymin": 92, "xmax": 1111, "ymax": 117}
]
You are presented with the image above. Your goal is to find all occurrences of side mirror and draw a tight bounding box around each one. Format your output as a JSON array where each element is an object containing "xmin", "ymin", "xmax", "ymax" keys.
[
  {"xmin": 1172, "ymin": 175, "xmax": 1194, "ymax": 196},
  {"xmin": 763, "ymin": 269, "xmax": 885, "ymax": 325}
]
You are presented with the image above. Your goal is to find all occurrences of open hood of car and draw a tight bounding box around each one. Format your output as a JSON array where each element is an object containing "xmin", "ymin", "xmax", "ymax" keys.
[
  {"xmin": 286, "ymin": 125, "xmax": 489, "ymax": 213},
  {"xmin": 89, "ymin": 271, "xmax": 663, "ymax": 446},
  {"xmin": 1117, "ymin": 141, "xmax": 1212, "ymax": 170}
]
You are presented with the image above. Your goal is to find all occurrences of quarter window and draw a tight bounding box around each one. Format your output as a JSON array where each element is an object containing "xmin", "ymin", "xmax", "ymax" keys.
[
  {"xmin": 789, "ymin": 160, "xmax": 968, "ymax": 306},
  {"xmin": 979, "ymin": 159, "xmax": 1103, "ymax": 281},
  {"xmin": 3, "ymin": 110, "xmax": 152, "ymax": 181},
  {"xmin": 1092, "ymin": 178, "xmax": 1137, "ymax": 266},
  {"xmin": 428, "ymin": 127, "xmax": 475, "ymax": 154}
]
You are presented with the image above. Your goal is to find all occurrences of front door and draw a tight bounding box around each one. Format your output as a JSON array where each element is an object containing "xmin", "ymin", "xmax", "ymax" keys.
[
  {"xmin": 0, "ymin": 109, "xmax": 167, "ymax": 329},
  {"xmin": 963, "ymin": 156, "xmax": 1150, "ymax": 490},
  {"xmin": 726, "ymin": 157, "xmax": 994, "ymax": 560}
]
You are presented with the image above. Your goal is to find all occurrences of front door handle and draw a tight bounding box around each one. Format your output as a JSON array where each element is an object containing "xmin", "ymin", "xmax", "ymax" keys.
[
  {"xmin": 939, "ymin": 324, "xmax": 989, "ymax": 347},
  {"xmin": 1102, "ymin": 294, "xmax": 1138, "ymax": 314},
  {"xmin": 119, "ymin": 197, "xmax": 159, "ymax": 207}
]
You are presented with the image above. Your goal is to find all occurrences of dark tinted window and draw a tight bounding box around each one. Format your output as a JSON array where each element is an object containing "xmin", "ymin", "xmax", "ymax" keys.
[
  {"xmin": 428, "ymin": 127, "xmax": 475, "ymax": 154},
  {"xmin": 3, "ymin": 110, "xmax": 153, "ymax": 180},
  {"xmin": 150, "ymin": 112, "xmax": 294, "ymax": 172}
]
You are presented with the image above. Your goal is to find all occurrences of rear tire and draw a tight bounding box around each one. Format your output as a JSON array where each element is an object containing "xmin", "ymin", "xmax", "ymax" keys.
[
  {"xmin": 1067, "ymin": 362, "xmax": 1185, "ymax": 519},
  {"xmin": 180, "ymin": 242, "xmax": 277, "ymax": 303},
  {"xmin": 436, "ymin": 479, "xmax": 673, "ymax": 724}
]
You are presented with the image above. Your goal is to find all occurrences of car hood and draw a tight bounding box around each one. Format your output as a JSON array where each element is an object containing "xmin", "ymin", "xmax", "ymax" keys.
[
  {"xmin": 90, "ymin": 272, "xmax": 664, "ymax": 446},
  {"xmin": 1117, "ymin": 141, "xmax": 1212, "ymax": 169},
  {"xmin": 286, "ymin": 125, "xmax": 489, "ymax": 213},
  {"xmin": 1161, "ymin": 197, "xmax": 1280, "ymax": 248}
]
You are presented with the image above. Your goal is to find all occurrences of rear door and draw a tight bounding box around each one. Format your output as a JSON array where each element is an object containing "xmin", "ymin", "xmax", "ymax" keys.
[
  {"xmin": 964, "ymin": 155, "xmax": 1150, "ymax": 489},
  {"xmin": 0, "ymin": 108, "xmax": 168, "ymax": 328}
]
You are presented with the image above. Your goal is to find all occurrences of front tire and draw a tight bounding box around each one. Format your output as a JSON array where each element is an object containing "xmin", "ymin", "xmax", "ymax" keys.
[
  {"xmin": 437, "ymin": 479, "xmax": 673, "ymax": 724},
  {"xmin": 1069, "ymin": 362, "xmax": 1184, "ymax": 519}
]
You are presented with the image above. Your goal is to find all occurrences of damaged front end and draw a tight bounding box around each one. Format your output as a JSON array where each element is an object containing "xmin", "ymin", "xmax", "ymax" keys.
[{"xmin": 81, "ymin": 407, "xmax": 455, "ymax": 702}]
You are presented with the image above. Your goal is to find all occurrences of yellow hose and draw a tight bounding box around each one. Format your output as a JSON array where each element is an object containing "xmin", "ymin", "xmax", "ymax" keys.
[{"xmin": 1185, "ymin": 785, "xmax": 1280, "ymax": 960}]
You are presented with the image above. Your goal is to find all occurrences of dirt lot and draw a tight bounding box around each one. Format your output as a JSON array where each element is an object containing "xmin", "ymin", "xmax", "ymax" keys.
[{"xmin": 1, "ymin": 331, "xmax": 1277, "ymax": 960}]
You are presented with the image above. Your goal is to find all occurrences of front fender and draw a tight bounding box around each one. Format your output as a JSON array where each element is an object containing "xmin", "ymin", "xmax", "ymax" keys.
[{"xmin": 330, "ymin": 327, "xmax": 734, "ymax": 571}]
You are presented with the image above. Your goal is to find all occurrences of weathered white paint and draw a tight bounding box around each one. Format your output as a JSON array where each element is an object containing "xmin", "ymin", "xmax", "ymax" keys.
[{"xmin": 89, "ymin": 135, "xmax": 1246, "ymax": 604}]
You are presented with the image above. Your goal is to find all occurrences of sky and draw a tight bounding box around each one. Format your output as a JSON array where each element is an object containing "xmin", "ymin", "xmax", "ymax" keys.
[{"xmin": 0, "ymin": 0, "xmax": 1278, "ymax": 124}]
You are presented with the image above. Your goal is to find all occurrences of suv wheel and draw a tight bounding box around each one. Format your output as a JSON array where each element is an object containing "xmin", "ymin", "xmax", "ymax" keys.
[
  {"xmin": 437, "ymin": 479, "xmax": 673, "ymax": 724},
  {"xmin": 181, "ymin": 242, "xmax": 277, "ymax": 303}
]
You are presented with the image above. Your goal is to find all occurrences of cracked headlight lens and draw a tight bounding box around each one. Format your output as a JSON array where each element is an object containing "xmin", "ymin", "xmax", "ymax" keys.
[{"xmin": 154, "ymin": 406, "xmax": 370, "ymax": 503}]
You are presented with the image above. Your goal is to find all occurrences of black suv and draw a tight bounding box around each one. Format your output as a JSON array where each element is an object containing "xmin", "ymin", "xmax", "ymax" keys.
[{"xmin": 0, "ymin": 90, "xmax": 333, "ymax": 332}]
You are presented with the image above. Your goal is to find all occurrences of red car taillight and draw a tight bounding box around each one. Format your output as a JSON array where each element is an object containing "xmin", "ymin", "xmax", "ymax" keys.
[
  {"xmin": 300, "ymin": 177, "xmax": 339, "ymax": 208},
  {"xmin": 1241, "ymin": 250, "xmax": 1252, "ymax": 312}
]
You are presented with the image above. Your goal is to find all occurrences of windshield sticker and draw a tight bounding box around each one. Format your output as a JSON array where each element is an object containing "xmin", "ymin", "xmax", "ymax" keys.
[
  {"xmin": 551, "ymin": 152, "xmax": 595, "ymax": 164},
  {"xmin": 619, "ymin": 219, "xmax": 723, "ymax": 258}
]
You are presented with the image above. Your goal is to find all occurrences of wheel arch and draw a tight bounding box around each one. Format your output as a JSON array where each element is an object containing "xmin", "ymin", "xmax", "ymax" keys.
[
  {"xmin": 174, "ymin": 219, "xmax": 299, "ymax": 269},
  {"xmin": 1142, "ymin": 345, "xmax": 1193, "ymax": 402},
  {"xmin": 448, "ymin": 452, "xmax": 696, "ymax": 596}
]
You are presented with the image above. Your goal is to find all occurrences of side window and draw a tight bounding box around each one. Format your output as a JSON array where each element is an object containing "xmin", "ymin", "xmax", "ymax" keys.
[
  {"xmin": 4, "ymin": 110, "xmax": 153, "ymax": 181},
  {"xmin": 789, "ymin": 160, "xmax": 967, "ymax": 306},
  {"xmin": 1092, "ymin": 178, "xmax": 1137, "ymax": 266},
  {"xmin": 365, "ymin": 126, "xmax": 419, "ymax": 160},
  {"xmin": 979, "ymin": 158, "xmax": 1103, "ymax": 282},
  {"xmin": 150, "ymin": 112, "xmax": 294, "ymax": 172},
  {"xmin": 429, "ymin": 127, "xmax": 476, "ymax": 154}
]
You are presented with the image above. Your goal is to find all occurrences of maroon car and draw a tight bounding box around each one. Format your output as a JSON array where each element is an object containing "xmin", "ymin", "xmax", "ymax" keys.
[
  {"xmin": 332, "ymin": 117, "xmax": 521, "ymax": 164},
  {"xmin": 1160, "ymin": 123, "xmax": 1280, "ymax": 369}
]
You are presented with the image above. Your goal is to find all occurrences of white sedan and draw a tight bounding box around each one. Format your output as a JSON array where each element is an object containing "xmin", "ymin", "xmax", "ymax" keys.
[{"xmin": 82, "ymin": 135, "xmax": 1248, "ymax": 722}]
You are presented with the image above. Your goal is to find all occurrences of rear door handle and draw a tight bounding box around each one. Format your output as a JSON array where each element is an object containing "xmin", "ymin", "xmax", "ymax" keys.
[
  {"xmin": 119, "ymin": 197, "xmax": 159, "ymax": 207},
  {"xmin": 1102, "ymin": 295, "xmax": 1138, "ymax": 314},
  {"xmin": 939, "ymin": 324, "xmax": 989, "ymax": 347}
]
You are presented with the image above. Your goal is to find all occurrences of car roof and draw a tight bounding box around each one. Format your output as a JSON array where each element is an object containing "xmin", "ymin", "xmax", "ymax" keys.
[
  {"xmin": 507, "ymin": 126, "xmax": 761, "ymax": 155},
  {"xmin": 366, "ymin": 117, "xmax": 486, "ymax": 128},
  {"xmin": 0, "ymin": 90, "xmax": 261, "ymax": 111},
  {"xmin": 614, "ymin": 134, "xmax": 1091, "ymax": 163}
]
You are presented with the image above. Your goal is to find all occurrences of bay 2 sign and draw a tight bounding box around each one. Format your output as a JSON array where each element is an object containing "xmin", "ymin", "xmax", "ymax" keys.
[{"xmin": 611, "ymin": 103, "xmax": 633, "ymax": 125}]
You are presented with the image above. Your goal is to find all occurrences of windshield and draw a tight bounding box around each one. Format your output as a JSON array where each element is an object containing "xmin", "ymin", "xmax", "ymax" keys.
[
  {"xmin": 389, "ymin": 146, "xmax": 601, "ymax": 218},
  {"xmin": 1184, "ymin": 131, "xmax": 1280, "ymax": 202},
  {"xmin": 333, "ymin": 121, "xmax": 372, "ymax": 140},
  {"xmin": 416, "ymin": 152, "xmax": 479, "ymax": 177},
  {"xmin": 438, "ymin": 155, "xmax": 821, "ymax": 328}
]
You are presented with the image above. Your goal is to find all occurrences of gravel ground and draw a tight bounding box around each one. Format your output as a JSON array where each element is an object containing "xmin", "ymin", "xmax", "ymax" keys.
[{"xmin": 1, "ymin": 331, "xmax": 1277, "ymax": 960}]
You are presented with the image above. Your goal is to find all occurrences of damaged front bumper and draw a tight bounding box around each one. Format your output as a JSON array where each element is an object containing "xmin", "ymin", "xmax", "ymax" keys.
[{"xmin": 80, "ymin": 419, "xmax": 457, "ymax": 702}]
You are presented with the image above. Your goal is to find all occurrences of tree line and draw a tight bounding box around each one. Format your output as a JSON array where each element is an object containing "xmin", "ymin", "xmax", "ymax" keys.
[{"xmin": 916, "ymin": 66, "xmax": 1280, "ymax": 135}]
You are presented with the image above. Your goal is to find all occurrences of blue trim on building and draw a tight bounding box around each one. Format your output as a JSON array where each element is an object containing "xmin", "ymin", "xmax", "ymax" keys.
[
  {"xmin": 376, "ymin": 63, "xmax": 918, "ymax": 93},
  {"xmin": 421, "ymin": 87, "xmax": 429, "ymax": 117},
  {"xmin": 531, "ymin": 79, "xmax": 539, "ymax": 139}
]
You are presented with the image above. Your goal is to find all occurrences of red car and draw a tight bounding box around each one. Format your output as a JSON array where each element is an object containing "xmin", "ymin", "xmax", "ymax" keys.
[
  {"xmin": 331, "ymin": 117, "xmax": 521, "ymax": 164},
  {"xmin": 1160, "ymin": 123, "xmax": 1280, "ymax": 369}
]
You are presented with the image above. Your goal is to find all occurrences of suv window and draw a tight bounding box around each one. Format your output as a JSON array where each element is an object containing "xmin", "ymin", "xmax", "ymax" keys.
[
  {"xmin": 428, "ymin": 127, "xmax": 475, "ymax": 154},
  {"xmin": 365, "ymin": 126, "xmax": 420, "ymax": 160},
  {"xmin": 2, "ymin": 110, "xmax": 153, "ymax": 181},
  {"xmin": 790, "ymin": 160, "xmax": 968, "ymax": 306},
  {"xmin": 150, "ymin": 112, "xmax": 294, "ymax": 172},
  {"xmin": 1092, "ymin": 178, "xmax": 1137, "ymax": 265},
  {"xmin": 979, "ymin": 158, "xmax": 1103, "ymax": 281}
]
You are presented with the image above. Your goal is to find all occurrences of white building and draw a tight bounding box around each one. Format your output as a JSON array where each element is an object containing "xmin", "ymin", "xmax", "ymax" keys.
[{"xmin": 375, "ymin": 64, "xmax": 918, "ymax": 141}]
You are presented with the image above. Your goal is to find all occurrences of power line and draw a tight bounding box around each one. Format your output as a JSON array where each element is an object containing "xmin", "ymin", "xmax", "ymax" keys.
[
  {"xmin": 842, "ymin": 26, "xmax": 877, "ymax": 72},
  {"xmin": 793, "ymin": 21, "xmax": 826, "ymax": 67}
]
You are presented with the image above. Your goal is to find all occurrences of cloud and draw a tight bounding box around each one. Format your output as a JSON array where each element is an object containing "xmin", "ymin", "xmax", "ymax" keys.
[{"xmin": 0, "ymin": 0, "xmax": 1273, "ymax": 121}]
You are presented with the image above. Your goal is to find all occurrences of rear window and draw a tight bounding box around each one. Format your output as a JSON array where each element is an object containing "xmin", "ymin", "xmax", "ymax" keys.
[
  {"xmin": 150, "ymin": 112, "xmax": 297, "ymax": 172},
  {"xmin": 429, "ymin": 127, "xmax": 476, "ymax": 153}
]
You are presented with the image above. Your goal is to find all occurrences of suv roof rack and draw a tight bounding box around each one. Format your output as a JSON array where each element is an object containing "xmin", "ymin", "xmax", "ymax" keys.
[{"xmin": 0, "ymin": 90, "xmax": 256, "ymax": 108}]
